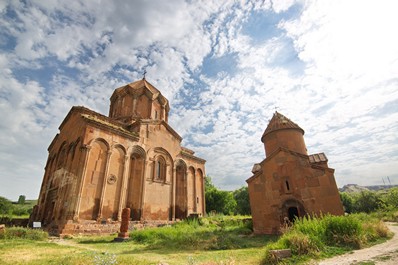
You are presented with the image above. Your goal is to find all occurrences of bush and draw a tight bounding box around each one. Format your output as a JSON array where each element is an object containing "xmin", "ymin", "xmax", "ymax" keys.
[
  {"xmin": 280, "ymin": 231, "xmax": 319, "ymax": 255},
  {"xmin": 362, "ymin": 220, "xmax": 390, "ymax": 241},
  {"xmin": 0, "ymin": 196, "xmax": 12, "ymax": 216},
  {"xmin": 325, "ymin": 215, "xmax": 363, "ymax": 248},
  {"xmin": 263, "ymin": 214, "xmax": 391, "ymax": 264},
  {"xmin": 0, "ymin": 227, "xmax": 48, "ymax": 240}
]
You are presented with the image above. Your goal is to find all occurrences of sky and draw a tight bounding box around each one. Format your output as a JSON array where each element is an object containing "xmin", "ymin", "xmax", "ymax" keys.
[{"xmin": 0, "ymin": 0, "xmax": 397, "ymax": 201}]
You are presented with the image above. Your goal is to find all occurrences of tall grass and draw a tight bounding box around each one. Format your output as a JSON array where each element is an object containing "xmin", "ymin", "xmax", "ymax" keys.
[
  {"xmin": 263, "ymin": 214, "xmax": 391, "ymax": 264},
  {"xmin": 130, "ymin": 215, "xmax": 260, "ymax": 250},
  {"xmin": 0, "ymin": 227, "xmax": 48, "ymax": 240}
]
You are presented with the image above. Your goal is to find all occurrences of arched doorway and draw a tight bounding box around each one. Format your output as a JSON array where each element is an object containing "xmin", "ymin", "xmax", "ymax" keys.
[
  {"xmin": 288, "ymin": 206, "xmax": 299, "ymax": 222},
  {"xmin": 281, "ymin": 199, "xmax": 305, "ymax": 224}
]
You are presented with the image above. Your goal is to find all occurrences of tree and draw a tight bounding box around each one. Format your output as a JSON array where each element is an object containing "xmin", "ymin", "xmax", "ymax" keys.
[
  {"xmin": 0, "ymin": 196, "xmax": 12, "ymax": 216},
  {"xmin": 340, "ymin": 192, "xmax": 354, "ymax": 213},
  {"xmin": 18, "ymin": 195, "xmax": 26, "ymax": 204},
  {"xmin": 233, "ymin": 186, "xmax": 251, "ymax": 215},
  {"xmin": 384, "ymin": 187, "xmax": 398, "ymax": 209},
  {"xmin": 205, "ymin": 176, "xmax": 237, "ymax": 215},
  {"xmin": 352, "ymin": 191, "xmax": 384, "ymax": 213}
]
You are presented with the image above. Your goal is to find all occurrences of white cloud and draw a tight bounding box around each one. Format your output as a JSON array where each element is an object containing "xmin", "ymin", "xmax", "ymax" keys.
[{"xmin": 0, "ymin": 0, "xmax": 398, "ymax": 200}]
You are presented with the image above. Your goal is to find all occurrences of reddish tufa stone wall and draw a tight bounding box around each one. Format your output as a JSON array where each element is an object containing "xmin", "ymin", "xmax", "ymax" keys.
[
  {"xmin": 32, "ymin": 79, "xmax": 206, "ymax": 235},
  {"xmin": 247, "ymin": 112, "xmax": 344, "ymax": 235},
  {"xmin": 263, "ymin": 129, "xmax": 308, "ymax": 156}
]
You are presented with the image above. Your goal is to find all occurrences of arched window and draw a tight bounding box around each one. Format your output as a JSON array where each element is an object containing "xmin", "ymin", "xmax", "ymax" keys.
[{"xmin": 155, "ymin": 156, "xmax": 166, "ymax": 181}]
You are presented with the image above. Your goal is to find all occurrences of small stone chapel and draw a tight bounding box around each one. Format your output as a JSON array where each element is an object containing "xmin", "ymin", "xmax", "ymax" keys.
[
  {"xmin": 246, "ymin": 112, "xmax": 344, "ymax": 234},
  {"xmin": 31, "ymin": 78, "xmax": 206, "ymax": 235}
]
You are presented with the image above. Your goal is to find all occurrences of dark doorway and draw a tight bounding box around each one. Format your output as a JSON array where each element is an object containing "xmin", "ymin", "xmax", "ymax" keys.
[{"xmin": 288, "ymin": 207, "xmax": 299, "ymax": 222}]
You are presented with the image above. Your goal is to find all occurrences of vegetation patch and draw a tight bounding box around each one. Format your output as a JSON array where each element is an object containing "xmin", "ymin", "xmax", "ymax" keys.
[
  {"xmin": 263, "ymin": 214, "xmax": 392, "ymax": 264},
  {"xmin": 0, "ymin": 227, "xmax": 48, "ymax": 241},
  {"xmin": 130, "ymin": 215, "xmax": 266, "ymax": 251}
]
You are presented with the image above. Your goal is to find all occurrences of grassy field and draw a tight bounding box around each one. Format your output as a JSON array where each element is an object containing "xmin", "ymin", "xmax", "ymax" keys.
[{"xmin": 0, "ymin": 214, "xmax": 393, "ymax": 265}]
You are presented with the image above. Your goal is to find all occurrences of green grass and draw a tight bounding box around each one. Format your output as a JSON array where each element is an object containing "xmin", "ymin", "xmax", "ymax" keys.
[
  {"xmin": 0, "ymin": 227, "xmax": 48, "ymax": 240},
  {"xmin": 0, "ymin": 214, "xmax": 394, "ymax": 265},
  {"xmin": 262, "ymin": 214, "xmax": 392, "ymax": 264}
]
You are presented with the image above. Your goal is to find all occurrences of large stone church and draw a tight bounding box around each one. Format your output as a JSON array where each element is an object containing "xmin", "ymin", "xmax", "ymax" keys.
[
  {"xmin": 31, "ymin": 79, "xmax": 206, "ymax": 234},
  {"xmin": 247, "ymin": 112, "xmax": 344, "ymax": 234}
]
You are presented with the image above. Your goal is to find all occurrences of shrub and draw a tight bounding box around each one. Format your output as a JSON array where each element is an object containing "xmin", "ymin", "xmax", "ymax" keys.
[
  {"xmin": 362, "ymin": 220, "xmax": 390, "ymax": 241},
  {"xmin": 0, "ymin": 227, "xmax": 48, "ymax": 240},
  {"xmin": 280, "ymin": 231, "xmax": 319, "ymax": 255},
  {"xmin": 325, "ymin": 215, "xmax": 363, "ymax": 248},
  {"xmin": 263, "ymin": 213, "xmax": 391, "ymax": 264}
]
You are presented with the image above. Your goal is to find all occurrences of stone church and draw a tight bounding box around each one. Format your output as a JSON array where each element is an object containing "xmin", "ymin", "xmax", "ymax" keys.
[
  {"xmin": 246, "ymin": 112, "xmax": 344, "ymax": 234},
  {"xmin": 31, "ymin": 79, "xmax": 206, "ymax": 234}
]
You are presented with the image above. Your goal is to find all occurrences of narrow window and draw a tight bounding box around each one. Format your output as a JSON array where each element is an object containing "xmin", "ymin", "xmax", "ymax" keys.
[
  {"xmin": 155, "ymin": 156, "xmax": 166, "ymax": 181},
  {"xmin": 285, "ymin": 180, "xmax": 290, "ymax": 191},
  {"xmin": 157, "ymin": 161, "xmax": 161, "ymax": 179},
  {"xmin": 155, "ymin": 111, "xmax": 158, "ymax": 119}
]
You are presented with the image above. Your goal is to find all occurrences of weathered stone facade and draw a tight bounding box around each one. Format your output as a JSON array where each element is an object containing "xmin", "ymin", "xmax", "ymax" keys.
[
  {"xmin": 247, "ymin": 112, "xmax": 344, "ymax": 234},
  {"xmin": 31, "ymin": 79, "xmax": 206, "ymax": 235}
]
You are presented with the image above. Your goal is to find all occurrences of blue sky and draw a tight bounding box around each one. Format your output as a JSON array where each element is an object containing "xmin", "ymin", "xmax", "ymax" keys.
[{"xmin": 1, "ymin": 0, "xmax": 397, "ymax": 200}]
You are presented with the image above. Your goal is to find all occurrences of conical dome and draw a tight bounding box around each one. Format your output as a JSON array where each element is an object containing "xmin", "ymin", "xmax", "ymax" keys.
[
  {"xmin": 262, "ymin": 112, "xmax": 307, "ymax": 156},
  {"xmin": 109, "ymin": 79, "xmax": 169, "ymax": 122},
  {"xmin": 262, "ymin": 112, "xmax": 304, "ymax": 141}
]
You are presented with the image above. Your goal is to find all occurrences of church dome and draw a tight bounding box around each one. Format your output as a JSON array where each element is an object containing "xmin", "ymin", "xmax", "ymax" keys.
[
  {"xmin": 109, "ymin": 79, "xmax": 169, "ymax": 122},
  {"xmin": 262, "ymin": 112, "xmax": 307, "ymax": 156}
]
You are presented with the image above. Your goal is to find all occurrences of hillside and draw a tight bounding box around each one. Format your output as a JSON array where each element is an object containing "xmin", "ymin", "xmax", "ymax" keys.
[{"xmin": 339, "ymin": 184, "xmax": 398, "ymax": 193}]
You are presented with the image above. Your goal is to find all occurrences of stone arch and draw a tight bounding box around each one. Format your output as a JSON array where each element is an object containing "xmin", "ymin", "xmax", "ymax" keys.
[
  {"xmin": 281, "ymin": 199, "xmax": 306, "ymax": 224},
  {"xmin": 56, "ymin": 141, "xmax": 68, "ymax": 169},
  {"xmin": 151, "ymin": 147, "xmax": 173, "ymax": 183},
  {"xmin": 126, "ymin": 145, "xmax": 146, "ymax": 220},
  {"xmin": 87, "ymin": 137, "xmax": 110, "ymax": 149},
  {"xmin": 101, "ymin": 145, "xmax": 126, "ymax": 220},
  {"xmin": 80, "ymin": 138, "xmax": 109, "ymax": 220},
  {"xmin": 154, "ymin": 155, "xmax": 167, "ymax": 181},
  {"xmin": 175, "ymin": 160, "xmax": 187, "ymax": 220},
  {"xmin": 131, "ymin": 145, "xmax": 146, "ymax": 159}
]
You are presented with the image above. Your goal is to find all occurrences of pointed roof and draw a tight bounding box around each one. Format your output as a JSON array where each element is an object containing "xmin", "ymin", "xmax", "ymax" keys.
[
  {"xmin": 261, "ymin": 112, "xmax": 304, "ymax": 141},
  {"xmin": 110, "ymin": 79, "xmax": 169, "ymax": 108},
  {"xmin": 112, "ymin": 78, "xmax": 160, "ymax": 96}
]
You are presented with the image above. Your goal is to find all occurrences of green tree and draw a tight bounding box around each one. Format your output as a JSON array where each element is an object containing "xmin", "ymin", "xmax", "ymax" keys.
[
  {"xmin": 0, "ymin": 196, "xmax": 12, "ymax": 216},
  {"xmin": 340, "ymin": 192, "xmax": 354, "ymax": 213},
  {"xmin": 384, "ymin": 187, "xmax": 398, "ymax": 209},
  {"xmin": 352, "ymin": 191, "xmax": 384, "ymax": 213},
  {"xmin": 205, "ymin": 176, "xmax": 237, "ymax": 215},
  {"xmin": 17, "ymin": 195, "xmax": 26, "ymax": 204},
  {"xmin": 233, "ymin": 186, "xmax": 251, "ymax": 215}
]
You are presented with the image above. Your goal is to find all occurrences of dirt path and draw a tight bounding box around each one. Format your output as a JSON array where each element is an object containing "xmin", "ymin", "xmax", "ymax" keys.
[{"xmin": 318, "ymin": 223, "xmax": 398, "ymax": 265}]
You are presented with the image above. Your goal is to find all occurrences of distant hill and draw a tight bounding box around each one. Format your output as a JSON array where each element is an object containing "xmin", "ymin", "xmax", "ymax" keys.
[{"xmin": 339, "ymin": 184, "xmax": 398, "ymax": 193}]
